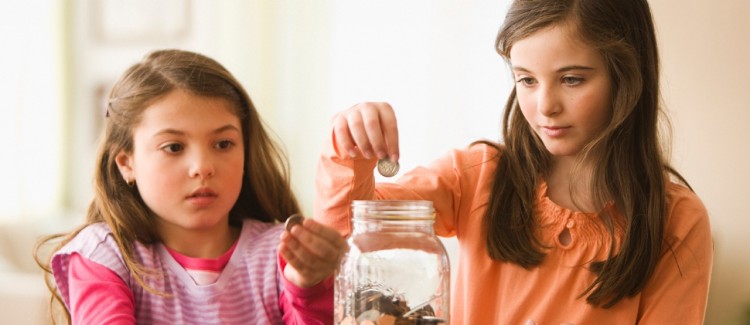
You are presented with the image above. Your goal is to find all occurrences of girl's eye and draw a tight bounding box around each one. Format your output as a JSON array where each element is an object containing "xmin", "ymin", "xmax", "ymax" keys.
[
  {"xmin": 516, "ymin": 77, "xmax": 536, "ymax": 86},
  {"xmin": 162, "ymin": 143, "xmax": 183, "ymax": 153},
  {"xmin": 562, "ymin": 76, "xmax": 583, "ymax": 86},
  {"xmin": 216, "ymin": 140, "xmax": 235, "ymax": 150}
]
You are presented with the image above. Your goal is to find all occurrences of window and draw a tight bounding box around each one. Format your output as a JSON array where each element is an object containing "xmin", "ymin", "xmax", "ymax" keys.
[{"xmin": 0, "ymin": 2, "xmax": 64, "ymax": 222}]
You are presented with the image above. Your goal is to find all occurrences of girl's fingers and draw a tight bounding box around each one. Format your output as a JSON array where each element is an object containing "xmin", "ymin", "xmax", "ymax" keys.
[
  {"xmin": 331, "ymin": 102, "xmax": 399, "ymax": 161},
  {"xmin": 279, "ymin": 242, "xmax": 320, "ymax": 288},
  {"xmin": 281, "ymin": 243, "xmax": 331, "ymax": 287},
  {"xmin": 377, "ymin": 104, "xmax": 400, "ymax": 162},
  {"xmin": 279, "ymin": 235, "xmax": 318, "ymax": 276},
  {"xmin": 333, "ymin": 106, "xmax": 374, "ymax": 159},
  {"xmin": 332, "ymin": 113, "xmax": 359, "ymax": 158},
  {"xmin": 359, "ymin": 104, "xmax": 387, "ymax": 159},
  {"xmin": 290, "ymin": 223, "xmax": 344, "ymax": 263},
  {"xmin": 280, "ymin": 219, "xmax": 346, "ymax": 274},
  {"xmin": 347, "ymin": 111, "xmax": 375, "ymax": 159},
  {"xmin": 300, "ymin": 218, "xmax": 347, "ymax": 244}
]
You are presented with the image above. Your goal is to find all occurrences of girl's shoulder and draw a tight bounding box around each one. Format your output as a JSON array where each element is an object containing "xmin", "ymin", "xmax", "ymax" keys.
[
  {"xmin": 666, "ymin": 182, "xmax": 707, "ymax": 214},
  {"xmin": 420, "ymin": 141, "xmax": 501, "ymax": 180},
  {"xmin": 52, "ymin": 222, "xmax": 133, "ymax": 285},
  {"xmin": 437, "ymin": 140, "xmax": 502, "ymax": 166},
  {"xmin": 56, "ymin": 222, "xmax": 161, "ymax": 273},
  {"xmin": 467, "ymin": 140, "xmax": 502, "ymax": 156},
  {"xmin": 61, "ymin": 222, "xmax": 118, "ymax": 257},
  {"xmin": 664, "ymin": 182, "xmax": 711, "ymax": 236}
]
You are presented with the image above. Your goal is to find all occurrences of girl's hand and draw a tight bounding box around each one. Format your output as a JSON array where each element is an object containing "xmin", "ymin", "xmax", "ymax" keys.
[
  {"xmin": 332, "ymin": 102, "xmax": 400, "ymax": 163},
  {"xmin": 279, "ymin": 217, "xmax": 347, "ymax": 288}
]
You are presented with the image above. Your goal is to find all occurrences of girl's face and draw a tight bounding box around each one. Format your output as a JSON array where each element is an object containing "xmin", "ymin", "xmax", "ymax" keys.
[
  {"xmin": 510, "ymin": 24, "xmax": 613, "ymax": 158},
  {"xmin": 116, "ymin": 89, "xmax": 245, "ymax": 238}
]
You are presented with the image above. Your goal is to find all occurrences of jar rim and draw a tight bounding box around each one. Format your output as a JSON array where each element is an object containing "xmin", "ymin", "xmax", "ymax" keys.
[{"xmin": 352, "ymin": 200, "xmax": 435, "ymax": 220}]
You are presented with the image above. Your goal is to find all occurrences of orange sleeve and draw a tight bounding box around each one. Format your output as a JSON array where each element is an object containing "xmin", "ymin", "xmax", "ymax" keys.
[
  {"xmin": 313, "ymin": 132, "xmax": 378, "ymax": 236},
  {"xmin": 637, "ymin": 185, "xmax": 713, "ymax": 324},
  {"xmin": 314, "ymin": 133, "xmax": 495, "ymax": 239}
]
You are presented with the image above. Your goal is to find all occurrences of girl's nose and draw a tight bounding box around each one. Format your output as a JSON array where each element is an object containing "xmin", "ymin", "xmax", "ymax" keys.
[
  {"xmin": 536, "ymin": 85, "xmax": 562, "ymax": 116},
  {"xmin": 189, "ymin": 150, "xmax": 215, "ymax": 179}
]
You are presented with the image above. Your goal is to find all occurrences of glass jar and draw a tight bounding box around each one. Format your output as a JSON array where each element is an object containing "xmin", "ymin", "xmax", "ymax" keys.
[{"xmin": 335, "ymin": 200, "xmax": 450, "ymax": 325}]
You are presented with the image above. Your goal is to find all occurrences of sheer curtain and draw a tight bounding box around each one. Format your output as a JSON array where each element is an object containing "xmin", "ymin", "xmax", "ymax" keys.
[{"xmin": 0, "ymin": 2, "xmax": 64, "ymax": 222}]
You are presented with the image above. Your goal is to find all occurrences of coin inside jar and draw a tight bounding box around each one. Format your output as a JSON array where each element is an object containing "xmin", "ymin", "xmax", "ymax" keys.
[
  {"xmin": 377, "ymin": 159, "xmax": 400, "ymax": 177},
  {"xmin": 284, "ymin": 214, "xmax": 305, "ymax": 231}
]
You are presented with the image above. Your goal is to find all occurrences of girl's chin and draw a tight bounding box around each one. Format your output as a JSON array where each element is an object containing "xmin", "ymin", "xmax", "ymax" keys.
[{"xmin": 543, "ymin": 145, "xmax": 582, "ymax": 157}]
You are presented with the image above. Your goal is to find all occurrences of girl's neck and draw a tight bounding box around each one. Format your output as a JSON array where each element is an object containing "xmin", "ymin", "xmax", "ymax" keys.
[
  {"xmin": 546, "ymin": 156, "xmax": 596, "ymax": 212},
  {"xmin": 158, "ymin": 222, "xmax": 241, "ymax": 259}
]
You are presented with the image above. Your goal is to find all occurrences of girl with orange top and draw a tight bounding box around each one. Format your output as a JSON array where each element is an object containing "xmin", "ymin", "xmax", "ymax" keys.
[{"xmin": 314, "ymin": 0, "xmax": 713, "ymax": 324}]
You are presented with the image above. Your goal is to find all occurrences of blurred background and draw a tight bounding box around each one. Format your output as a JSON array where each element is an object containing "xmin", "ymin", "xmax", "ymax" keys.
[{"xmin": 1, "ymin": 0, "xmax": 747, "ymax": 324}]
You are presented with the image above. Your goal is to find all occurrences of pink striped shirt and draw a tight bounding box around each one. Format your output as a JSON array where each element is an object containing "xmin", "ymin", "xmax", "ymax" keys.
[
  {"xmin": 165, "ymin": 242, "xmax": 237, "ymax": 285},
  {"xmin": 52, "ymin": 219, "xmax": 333, "ymax": 324}
]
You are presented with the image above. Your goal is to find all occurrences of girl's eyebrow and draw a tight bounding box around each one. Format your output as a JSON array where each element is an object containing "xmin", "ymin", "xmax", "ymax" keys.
[
  {"xmin": 153, "ymin": 124, "xmax": 241, "ymax": 137},
  {"xmin": 512, "ymin": 65, "xmax": 596, "ymax": 73},
  {"xmin": 213, "ymin": 125, "xmax": 242, "ymax": 134},
  {"xmin": 557, "ymin": 65, "xmax": 595, "ymax": 73}
]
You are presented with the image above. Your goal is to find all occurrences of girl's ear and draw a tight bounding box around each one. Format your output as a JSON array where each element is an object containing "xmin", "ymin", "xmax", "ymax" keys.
[{"xmin": 115, "ymin": 150, "xmax": 135, "ymax": 183}]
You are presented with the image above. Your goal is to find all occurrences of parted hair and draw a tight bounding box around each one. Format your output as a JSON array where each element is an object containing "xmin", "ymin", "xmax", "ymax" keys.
[
  {"xmin": 34, "ymin": 49, "xmax": 300, "ymax": 322},
  {"xmin": 483, "ymin": 0, "xmax": 690, "ymax": 307}
]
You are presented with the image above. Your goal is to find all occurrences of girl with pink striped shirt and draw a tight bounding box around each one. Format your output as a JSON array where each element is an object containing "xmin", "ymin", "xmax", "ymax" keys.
[{"xmin": 35, "ymin": 49, "xmax": 345, "ymax": 324}]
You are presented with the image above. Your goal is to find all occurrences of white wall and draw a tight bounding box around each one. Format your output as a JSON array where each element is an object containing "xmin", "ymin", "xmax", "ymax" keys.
[
  {"xmin": 0, "ymin": 1, "xmax": 64, "ymax": 222},
  {"xmin": 650, "ymin": 1, "xmax": 750, "ymax": 324}
]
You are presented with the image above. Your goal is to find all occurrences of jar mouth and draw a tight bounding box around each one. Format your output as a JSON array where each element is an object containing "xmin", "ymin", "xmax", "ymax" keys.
[{"xmin": 352, "ymin": 200, "xmax": 435, "ymax": 220}]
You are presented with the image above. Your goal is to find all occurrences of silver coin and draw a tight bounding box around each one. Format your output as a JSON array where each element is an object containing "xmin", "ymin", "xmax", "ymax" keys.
[
  {"xmin": 284, "ymin": 214, "xmax": 305, "ymax": 231},
  {"xmin": 377, "ymin": 159, "xmax": 400, "ymax": 177}
]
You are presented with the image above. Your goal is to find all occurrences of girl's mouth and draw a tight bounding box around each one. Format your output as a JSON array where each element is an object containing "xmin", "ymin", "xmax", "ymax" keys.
[
  {"xmin": 187, "ymin": 188, "xmax": 218, "ymax": 207},
  {"xmin": 542, "ymin": 126, "xmax": 570, "ymax": 138}
]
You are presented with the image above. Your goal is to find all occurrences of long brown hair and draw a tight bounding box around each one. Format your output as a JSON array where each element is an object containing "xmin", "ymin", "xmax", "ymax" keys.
[
  {"xmin": 34, "ymin": 49, "xmax": 300, "ymax": 322},
  {"xmin": 484, "ymin": 0, "xmax": 690, "ymax": 307}
]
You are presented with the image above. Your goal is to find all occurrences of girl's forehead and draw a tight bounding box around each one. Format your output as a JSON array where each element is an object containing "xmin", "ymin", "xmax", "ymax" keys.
[
  {"xmin": 510, "ymin": 21, "xmax": 581, "ymax": 51},
  {"xmin": 509, "ymin": 25, "xmax": 601, "ymax": 69},
  {"xmin": 135, "ymin": 89, "xmax": 242, "ymax": 134}
]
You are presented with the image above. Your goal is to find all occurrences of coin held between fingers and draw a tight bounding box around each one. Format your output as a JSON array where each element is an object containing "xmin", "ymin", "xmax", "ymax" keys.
[
  {"xmin": 285, "ymin": 214, "xmax": 305, "ymax": 232},
  {"xmin": 377, "ymin": 159, "xmax": 399, "ymax": 177}
]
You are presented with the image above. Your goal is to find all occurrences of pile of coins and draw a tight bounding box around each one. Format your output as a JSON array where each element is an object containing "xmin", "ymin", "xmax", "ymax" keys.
[{"xmin": 339, "ymin": 289, "xmax": 445, "ymax": 325}]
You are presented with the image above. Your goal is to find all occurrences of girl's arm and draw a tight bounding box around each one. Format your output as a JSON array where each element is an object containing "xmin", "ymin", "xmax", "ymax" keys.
[
  {"xmin": 314, "ymin": 102, "xmax": 399, "ymax": 236},
  {"xmin": 68, "ymin": 253, "xmax": 135, "ymax": 325},
  {"xmin": 278, "ymin": 218, "xmax": 346, "ymax": 324},
  {"xmin": 277, "ymin": 255, "xmax": 335, "ymax": 325}
]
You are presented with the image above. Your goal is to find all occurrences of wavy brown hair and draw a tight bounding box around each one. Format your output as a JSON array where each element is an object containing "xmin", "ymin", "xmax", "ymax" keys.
[
  {"xmin": 483, "ymin": 0, "xmax": 690, "ymax": 308},
  {"xmin": 34, "ymin": 49, "xmax": 300, "ymax": 322}
]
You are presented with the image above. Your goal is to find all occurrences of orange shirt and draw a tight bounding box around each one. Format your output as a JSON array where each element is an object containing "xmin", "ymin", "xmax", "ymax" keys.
[{"xmin": 315, "ymin": 141, "xmax": 712, "ymax": 324}]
